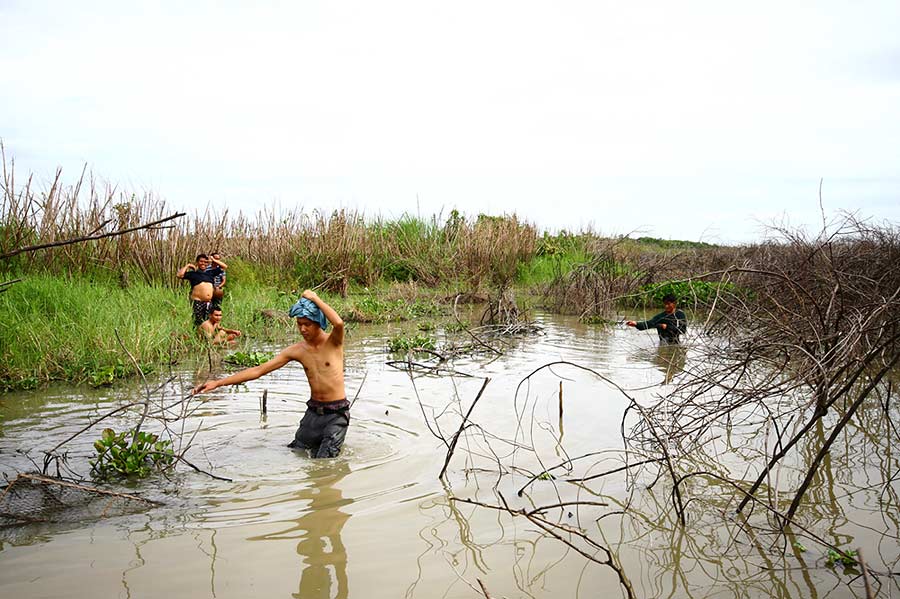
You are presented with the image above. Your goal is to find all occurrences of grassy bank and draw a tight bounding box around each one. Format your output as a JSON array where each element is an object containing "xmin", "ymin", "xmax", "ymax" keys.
[
  {"xmin": 0, "ymin": 275, "xmax": 288, "ymax": 390},
  {"xmin": 0, "ymin": 169, "xmax": 731, "ymax": 391},
  {"xmin": 0, "ymin": 272, "xmax": 466, "ymax": 391}
]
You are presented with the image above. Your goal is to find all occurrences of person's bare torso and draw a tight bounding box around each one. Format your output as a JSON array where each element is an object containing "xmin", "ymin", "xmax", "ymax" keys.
[
  {"xmin": 208, "ymin": 323, "xmax": 228, "ymax": 344},
  {"xmin": 190, "ymin": 282, "xmax": 213, "ymax": 302},
  {"xmin": 288, "ymin": 340, "xmax": 346, "ymax": 402}
]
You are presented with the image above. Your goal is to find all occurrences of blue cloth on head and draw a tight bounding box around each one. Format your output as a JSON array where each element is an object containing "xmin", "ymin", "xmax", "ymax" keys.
[{"xmin": 288, "ymin": 297, "xmax": 329, "ymax": 330}]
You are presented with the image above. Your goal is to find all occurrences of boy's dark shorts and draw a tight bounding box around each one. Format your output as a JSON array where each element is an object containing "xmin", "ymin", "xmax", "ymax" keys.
[{"xmin": 287, "ymin": 399, "xmax": 350, "ymax": 458}]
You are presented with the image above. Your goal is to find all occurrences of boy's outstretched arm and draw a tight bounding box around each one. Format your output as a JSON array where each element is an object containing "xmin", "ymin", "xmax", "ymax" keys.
[{"xmin": 192, "ymin": 350, "xmax": 291, "ymax": 394}]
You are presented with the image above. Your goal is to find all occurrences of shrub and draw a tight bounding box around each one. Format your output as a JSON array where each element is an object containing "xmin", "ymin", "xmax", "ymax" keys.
[{"xmin": 637, "ymin": 280, "xmax": 736, "ymax": 307}]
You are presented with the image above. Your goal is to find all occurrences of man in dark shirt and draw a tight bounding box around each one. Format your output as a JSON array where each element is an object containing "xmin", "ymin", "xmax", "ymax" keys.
[
  {"xmin": 177, "ymin": 254, "xmax": 217, "ymax": 326},
  {"xmin": 626, "ymin": 293, "xmax": 687, "ymax": 345}
]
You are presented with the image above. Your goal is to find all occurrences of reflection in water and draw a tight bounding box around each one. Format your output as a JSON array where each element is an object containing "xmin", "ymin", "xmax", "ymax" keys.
[
  {"xmin": 249, "ymin": 464, "xmax": 352, "ymax": 599},
  {"xmin": 405, "ymin": 482, "xmax": 493, "ymax": 599},
  {"xmin": 411, "ymin": 486, "xmax": 604, "ymax": 599},
  {"xmin": 652, "ymin": 344, "xmax": 686, "ymax": 384},
  {"xmin": 295, "ymin": 464, "xmax": 351, "ymax": 599}
]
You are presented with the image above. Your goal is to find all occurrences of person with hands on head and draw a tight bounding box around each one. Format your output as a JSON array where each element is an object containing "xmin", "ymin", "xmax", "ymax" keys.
[
  {"xmin": 193, "ymin": 290, "xmax": 350, "ymax": 458},
  {"xmin": 177, "ymin": 253, "xmax": 217, "ymax": 326},
  {"xmin": 626, "ymin": 293, "xmax": 687, "ymax": 345},
  {"xmin": 205, "ymin": 250, "xmax": 228, "ymax": 306}
]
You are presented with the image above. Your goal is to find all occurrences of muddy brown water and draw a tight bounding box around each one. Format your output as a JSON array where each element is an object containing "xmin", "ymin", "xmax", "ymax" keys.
[{"xmin": 1, "ymin": 314, "xmax": 897, "ymax": 598}]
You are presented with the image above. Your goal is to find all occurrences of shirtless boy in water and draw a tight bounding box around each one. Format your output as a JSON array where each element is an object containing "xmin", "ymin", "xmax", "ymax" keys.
[
  {"xmin": 199, "ymin": 307, "xmax": 242, "ymax": 346},
  {"xmin": 193, "ymin": 290, "xmax": 349, "ymax": 458}
]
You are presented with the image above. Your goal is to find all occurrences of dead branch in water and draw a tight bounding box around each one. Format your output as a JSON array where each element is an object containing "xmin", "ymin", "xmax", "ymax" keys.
[
  {"xmin": 408, "ymin": 216, "xmax": 900, "ymax": 595},
  {"xmin": 5, "ymin": 472, "xmax": 163, "ymax": 505},
  {"xmin": 609, "ymin": 215, "xmax": 900, "ymax": 595},
  {"xmin": 439, "ymin": 377, "xmax": 490, "ymax": 480}
]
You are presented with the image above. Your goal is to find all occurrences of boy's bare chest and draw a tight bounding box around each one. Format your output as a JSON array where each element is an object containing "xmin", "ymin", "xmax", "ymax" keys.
[{"xmin": 298, "ymin": 346, "xmax": 343, "ymax": 374}]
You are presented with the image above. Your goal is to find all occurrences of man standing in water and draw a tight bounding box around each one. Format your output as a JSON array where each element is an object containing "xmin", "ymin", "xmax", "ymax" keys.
[
  {"xmin": 626, "ymin": 293, "xmax": 687, "ymax": 345},
  {"xmin": 193, "ymin": 290, "xmax": 350, "ymax": 458}
]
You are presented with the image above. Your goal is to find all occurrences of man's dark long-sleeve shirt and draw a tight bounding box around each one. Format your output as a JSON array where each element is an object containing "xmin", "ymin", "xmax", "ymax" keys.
[{"xmin": 634, "ymin": 309, "xmax": 687, "ymax": 343}]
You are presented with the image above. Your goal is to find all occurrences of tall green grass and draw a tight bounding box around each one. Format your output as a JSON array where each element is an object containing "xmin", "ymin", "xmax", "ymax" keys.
[
  {"xmin": 1, "ymin": 154, "xmax": 541, "ymax": 294},
  {"xmin": 0, "ymin": 275, "xmax": 287, "ymax": 390}
]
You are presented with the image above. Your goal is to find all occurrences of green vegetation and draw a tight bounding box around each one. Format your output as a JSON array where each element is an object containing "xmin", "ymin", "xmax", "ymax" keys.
[
  {"xmin": 825, "ymin": 548, "xmax": 858, "ymax": 568},
  {"xmin": 224, "ymin": 351, "xmax": 275, "ymax": 367},
  {"xmin": 633, "ymin": 236, "xmax": 718, "ymax": 250},
  {"xmin": 0, "ymin": 154, "xmax": 751, "ymax": 388},
  {"xmin": 443, "ymin": 321, "xmax": 469, "ymax": 333},
  {"xmin": 636, "ymin": 280, "xmax": 737, "ymax": 306},
  {"xmin": 0, "ymin": 227, "xmax": 729, "ymax": 389},
  {"xmin": 0, "ymin": 274, "xmax": 285, "ymax": 390},
  {"xmin": 87, "ymin": 360, "xmax": 155, "ymax": 388},
  {"xmin": 90, "ymin": 427, "xmax": 175, "ymax": 480},
  {"xmin": 348, "ymin": 295, "xmax": 443, "ymax": 323},
  {"xmin": 518, "ymin": 232, "xmax": 593, "ymax": 286},
  {"xmin": 387, "ymin": 333, "xmax": 437, "ymax": 353}
]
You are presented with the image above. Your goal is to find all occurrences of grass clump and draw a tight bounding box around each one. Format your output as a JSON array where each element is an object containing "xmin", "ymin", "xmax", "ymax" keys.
[
  {"xmin": 387, "ymin": 333, "xmax": 437, "ymax": 353},
  {"xmin": 224, "ymin": 351, "xmax": 274, "ymax": 367},
  {"xmin": 348, "ymin": 295, "xmax": 444, "ymax": 324}
]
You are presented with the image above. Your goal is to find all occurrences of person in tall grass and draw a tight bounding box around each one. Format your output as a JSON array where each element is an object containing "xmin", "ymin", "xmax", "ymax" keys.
[
  {"xmin": 177, "ymin": 253, "xmax": 222, "ymax": 326},
  {"xmin": 193, "ymin": 290, "xmax": 350, "ymax": 458},
  {"xmin": 199, "ymin": 306, "xmax": 242, "ymax": 346},
  {"xmin": 205, "ymin": 250, "xmax": 228, "ymax": 307},
  {"xmin": 626, "ymin": 293, "xmax": 687, "ymax": 345}
]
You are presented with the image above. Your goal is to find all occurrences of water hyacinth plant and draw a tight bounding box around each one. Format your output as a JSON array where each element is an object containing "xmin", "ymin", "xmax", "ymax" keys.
[{"xmin": 90, "ymin": 427, "xmax": 175, "ymax": 480}]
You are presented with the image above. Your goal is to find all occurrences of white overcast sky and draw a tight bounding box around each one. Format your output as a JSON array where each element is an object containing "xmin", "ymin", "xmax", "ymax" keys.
[{"xmin": 2, "ymin": 1, "xmax": 898, "ymax": 243}]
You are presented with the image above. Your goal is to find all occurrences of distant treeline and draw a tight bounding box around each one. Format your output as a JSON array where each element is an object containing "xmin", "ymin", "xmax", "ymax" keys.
[{"xmin": 634, "ymin": 236, "xmax": 718, "ymax": 250}]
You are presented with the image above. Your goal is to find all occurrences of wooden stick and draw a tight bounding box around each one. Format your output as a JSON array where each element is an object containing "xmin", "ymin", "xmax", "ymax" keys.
[
  {"xmin": 0, "ymin": 212, "xmax": 185, "ymax": 259},
  {"xmin": 0, "ymin": 278, "xmax": 22, "ymax": 293},
  {"xmin": 349, "ymin": 371, "xmax": 368, "ymax": 408},
  {"xmin": 176, "ymin": 457, "xmax": 233, "ymax": 482},
  {"xmin": 439, "ymin": 377, "xmax": 490, "ymax": 480},
  {"xmin": 15, "ymin": 473, "xmax": 163, "ymax": 505},
  {"xmin": 261, "ymin": 389, "xmax": 268, "ymax": 414}
]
